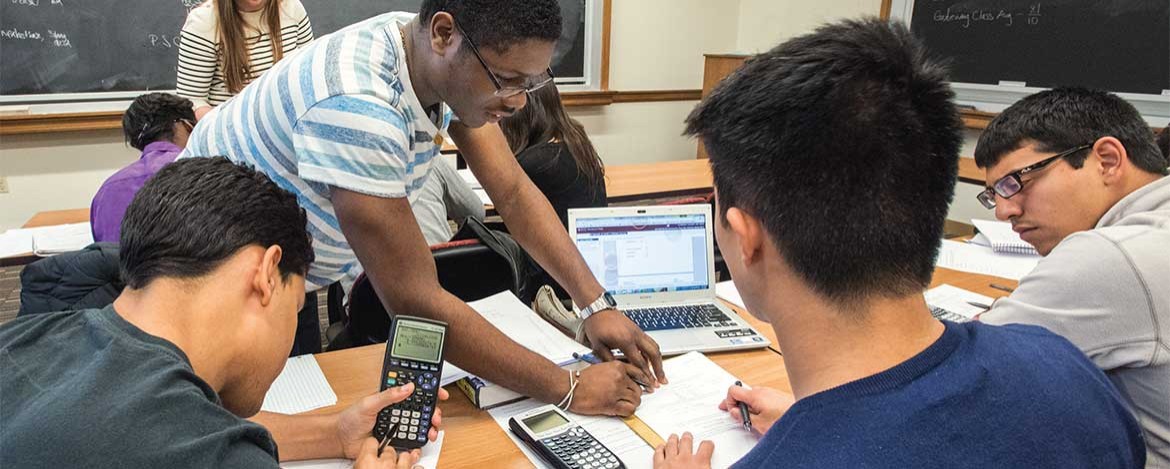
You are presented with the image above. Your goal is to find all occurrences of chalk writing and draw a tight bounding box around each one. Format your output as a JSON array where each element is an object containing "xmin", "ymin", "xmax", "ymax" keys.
[
  {"xmin": 932, "ymin": 3, "xmax": 1042, "ymax": 28},
  {"xmin": 0, "ymin": 28, "xmax": 43, "ymax": 41},
  {"xmin": 47, "ymin": 29, "xmax": 70, "ymax": 47},
  {"xmin": 148, "ymin": 33, "xmax": 181, "ymax": 48}
]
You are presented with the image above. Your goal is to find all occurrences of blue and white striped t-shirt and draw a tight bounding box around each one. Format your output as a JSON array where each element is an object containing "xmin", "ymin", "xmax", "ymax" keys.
[{"xmin": 180, "ymin": 12, "xmax": 453, "ymax": 290}]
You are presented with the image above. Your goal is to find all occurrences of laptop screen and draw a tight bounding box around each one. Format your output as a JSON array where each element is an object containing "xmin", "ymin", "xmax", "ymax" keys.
[{"xmin": 573, "ymin": 212, "xmax": 710, "ymax": 295}]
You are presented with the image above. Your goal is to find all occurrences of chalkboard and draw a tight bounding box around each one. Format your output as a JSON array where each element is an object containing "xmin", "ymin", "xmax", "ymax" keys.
[
  {"xmin": 0, "ymin": 0, "xmax": 589, "ymax": 101},
  {"xmin": 902, "ymin": 0, "xmax": 1169, "ymax": 96}
]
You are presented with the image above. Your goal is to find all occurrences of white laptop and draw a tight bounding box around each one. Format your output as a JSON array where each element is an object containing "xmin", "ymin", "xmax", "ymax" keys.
[{"xmin": 567, "ymin": 204, "xmax": 771, "ymax": 355}]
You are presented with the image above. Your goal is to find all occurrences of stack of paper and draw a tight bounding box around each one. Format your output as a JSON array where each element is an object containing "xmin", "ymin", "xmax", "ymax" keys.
[
  {"xmin": 32, "ymin": 222, "xmax": 94, "ymax": 256},
  {"xmin": 935, "ymin": 239, "xmax": 1040, "ymax": 281},
  {"xmin": 0, "ymin": 222, "xmax": 94, "ymax": 258},
  {"xmin": 261, "ymin": 355, "xmax": 338, "ymax": 415},
  {"xmin": 970, "ymin": 219, "xmax": 1039, "ymax": 256},
  {"xmin": 467, "ymin": 291, "xmax": 590, "ymax": 365}
]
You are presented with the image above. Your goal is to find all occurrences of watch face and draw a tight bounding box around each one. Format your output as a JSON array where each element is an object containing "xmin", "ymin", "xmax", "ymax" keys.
[{"xmin": 603, "ymin": 292, "xmax": 616, "ymax": 307}]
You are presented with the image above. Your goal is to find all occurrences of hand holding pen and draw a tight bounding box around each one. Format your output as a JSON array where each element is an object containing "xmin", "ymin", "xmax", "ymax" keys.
[
  {"xmin": 718, "ymin": 384, "xmax": 796, "ymax": 434},
  {"xmin": 574, "ymin": 351, "xmax": 653, "ymax": 392},
  {"xmin": 353, "ymin": 423, "xmax": 419, "ymax": 469}
]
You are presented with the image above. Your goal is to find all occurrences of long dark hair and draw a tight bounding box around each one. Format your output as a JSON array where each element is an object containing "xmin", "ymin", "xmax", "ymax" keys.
[
  {"xmin": 216, "ymin": 0, "xmax": 284, "ymax": 93},
  {"xmin": 500, "ymin": 85, "xmax": 604, "ymax": 187}
]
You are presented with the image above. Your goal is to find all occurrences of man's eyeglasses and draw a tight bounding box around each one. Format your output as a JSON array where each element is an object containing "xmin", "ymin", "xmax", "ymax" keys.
[
  {"xmin": 451, "ymin": 20, "xmax": 554, "ymax": 98},
  {"xmin": 976, "ymin": 144, "xmax": 1092, "ymax": 209}
]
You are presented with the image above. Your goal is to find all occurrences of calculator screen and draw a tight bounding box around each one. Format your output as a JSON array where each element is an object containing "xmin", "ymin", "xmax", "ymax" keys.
[
  {"xmin": 390, "ymin": 320, "xmax": 445, "ymax": 363},
  {"xmin": 522, "ymin": 410, "xmax": 570, "ymax": 433}
]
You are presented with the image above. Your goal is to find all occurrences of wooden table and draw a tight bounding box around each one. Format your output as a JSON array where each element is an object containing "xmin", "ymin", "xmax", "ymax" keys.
[
  {"xmin": 605, "ymin": 159, "xmax": 712, "ymax": 202},
  {"xmin": 305, "ymin": 268, "xmax": 1015, "ymax": 468},
  {"xmin": 22, "ymin": 208, "xmax": 90, "ymax": 229}
]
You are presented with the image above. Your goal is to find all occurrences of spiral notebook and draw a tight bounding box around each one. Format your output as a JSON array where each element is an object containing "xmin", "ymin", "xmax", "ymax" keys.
[{"xmin": 970, "ymin": 219, "xmax": 1039, "ymax": 256}]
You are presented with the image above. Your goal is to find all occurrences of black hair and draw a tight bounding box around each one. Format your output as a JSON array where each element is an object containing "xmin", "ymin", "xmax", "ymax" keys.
[
  {"xmin": 684, "ymin": 18, "xmax": 961, "ymax": 308},
  {"xmin": 419, "ymin": 0, "xmax": 562, "ymax": 54},
  {"xmin": 1157, "ymin": 125, "xmax": 1169, "ymax": 162},
  {"xmin": 119, "ymin": 157, "xmax": 314, "ymax": 289},
  {"xmin": 121, "ymin": 92, "xmax": 195, "ymax": 151},
  {"xmin": 974, "ymin": 87, "xmax": 1167, "ymax": 175}
]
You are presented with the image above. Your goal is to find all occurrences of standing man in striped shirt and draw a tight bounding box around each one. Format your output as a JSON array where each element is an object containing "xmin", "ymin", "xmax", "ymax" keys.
[{"xmin": 181, "ymin": 0, "xmax": 665, "ymax": 417}]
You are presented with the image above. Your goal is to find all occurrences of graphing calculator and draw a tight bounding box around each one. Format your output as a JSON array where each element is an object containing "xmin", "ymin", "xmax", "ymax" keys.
[
  {"xmin": 373, "ymin": 315, "xmax": 447, "ymax": 449},
  {"xmin": 508, "ymin": 404, "xmax": 626, "ymax": 469}
]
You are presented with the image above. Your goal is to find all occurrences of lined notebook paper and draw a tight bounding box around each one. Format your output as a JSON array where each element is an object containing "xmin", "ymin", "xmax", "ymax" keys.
[
  {"xmin": 971, "ymin": 219, "xmax": 1039, "ymax": 256},
  {"xmin": 260, "ymin": 355, "xmax": 338, "ymax": 415}
]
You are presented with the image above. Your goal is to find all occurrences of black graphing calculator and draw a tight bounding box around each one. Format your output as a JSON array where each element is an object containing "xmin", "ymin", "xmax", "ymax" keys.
[
  {"xmin": 373, "ymin": 315, "xmax": 447, "ymax": 449},
  {"xmin": 508, "ymin": 404, "xmax": 626, "ymax": 469}
]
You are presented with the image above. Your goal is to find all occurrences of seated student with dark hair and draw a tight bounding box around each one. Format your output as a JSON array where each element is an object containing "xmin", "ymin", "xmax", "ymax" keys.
[
  {"xmin": 1, "ymin": 157, "xmax": 445, "ymax": 468},
  {"xmin": 653, "ymin": 18, "xmax": 1145, "ymax": 469},
  {"xmin": 500, "ymin": 84, "xmax": 607, "ymax": 227},
  {"xmin": 91, "ymin": 92, "xmax": 196, "ymax": 243},
  {"xmin": 974, "ymin": 88, "xmax": 1169, "ymax": 465}
]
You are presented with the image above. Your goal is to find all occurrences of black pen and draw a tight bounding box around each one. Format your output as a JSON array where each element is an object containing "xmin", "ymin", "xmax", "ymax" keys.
[
  {"xmin": 573, "ymin": 352, "xmax": 651, "ymax": 391},
  {"xmin": 377, "ymin": 423, "xmax": 398, "ymax": 458},
  {"xmin": 966, "ymin": 301, "xmax": 992, "ymax": 310},
  {"xmin": 734, "ymin": 380, "xmax": 752, "ymax": 431}
]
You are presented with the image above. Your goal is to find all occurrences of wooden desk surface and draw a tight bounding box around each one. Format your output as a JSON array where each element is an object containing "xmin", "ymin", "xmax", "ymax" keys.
[
  {"xmin": 22, "ymin": 208, "xmax": 90, "ymax": 228},
  {"xmin": 309, "ymin": 335, "xmax": 787, "ymax": 468},
  {"xmin": 306, "ymin": 268, "xmax": 1014, "ymax": 468},
  {"xmin": 605, "ymin": 159, "xmax": 712, "ymax": 202}
]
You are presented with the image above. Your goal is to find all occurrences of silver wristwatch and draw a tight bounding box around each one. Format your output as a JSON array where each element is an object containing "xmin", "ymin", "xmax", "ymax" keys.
[{"xmin": 577, "ymin": 291, "xmax": 617, "ymax": 320}]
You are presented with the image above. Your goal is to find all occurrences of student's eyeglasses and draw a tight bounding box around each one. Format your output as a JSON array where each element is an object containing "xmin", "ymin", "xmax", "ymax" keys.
[
  {"xmin": 975, "ymin": 144, "xmax": 1092, "ymax": 209},
  {"xmin": 450, "ymin": 19, "xmax": 555, "ymax": 98}
]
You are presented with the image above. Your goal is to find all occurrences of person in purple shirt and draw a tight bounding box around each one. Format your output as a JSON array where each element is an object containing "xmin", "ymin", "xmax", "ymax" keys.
[{"xmin": 91, "ymin": 93, "xmax": 195, "ymax": 243}]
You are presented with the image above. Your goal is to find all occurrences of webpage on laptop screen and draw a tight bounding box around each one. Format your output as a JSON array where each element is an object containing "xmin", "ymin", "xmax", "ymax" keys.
[{"xmin": 575, "ymin": 214, "xmax": 709, "ymax": 295}]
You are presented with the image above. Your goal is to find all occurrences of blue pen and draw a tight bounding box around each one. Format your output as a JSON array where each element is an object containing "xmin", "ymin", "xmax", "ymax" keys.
[
  {"xmin": 572, "ymin": 351, "xmax": 601, "ymax": 364},
  {"xmin": 573, "ymin": 352, "xmax": 651, "ymax": 390}
]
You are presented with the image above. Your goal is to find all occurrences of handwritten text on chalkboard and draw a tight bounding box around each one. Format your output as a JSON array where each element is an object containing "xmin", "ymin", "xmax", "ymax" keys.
[{"xmin": 932, "ymin": 2, "xmax": 1042, "ymax": 28}]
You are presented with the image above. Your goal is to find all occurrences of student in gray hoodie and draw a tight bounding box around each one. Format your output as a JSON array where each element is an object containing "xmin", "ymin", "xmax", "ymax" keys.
[{"xmin": 974, "ymin": 87, "xmax": 1169, "ymax": 466}]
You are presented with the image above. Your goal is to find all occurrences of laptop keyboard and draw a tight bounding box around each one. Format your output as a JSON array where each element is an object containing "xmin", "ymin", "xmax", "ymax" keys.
[{"xmin": 624, "ymin": 304, "xmax": 734, "ymax": 331}]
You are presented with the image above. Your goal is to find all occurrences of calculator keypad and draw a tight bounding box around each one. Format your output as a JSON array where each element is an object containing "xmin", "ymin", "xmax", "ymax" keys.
[
  {"xmin": 374, "ymin": 359, "xmax": 441, "ymax": 447},
  {"xmin": 541, "ymin": 426, "xmax": 622, "ymax": 469}
]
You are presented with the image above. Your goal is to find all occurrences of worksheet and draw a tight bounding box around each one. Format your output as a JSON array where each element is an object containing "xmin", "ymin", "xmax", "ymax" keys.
[{"xmin": 635, "ymin": 352, "xmax": 760, "ymax": 469}]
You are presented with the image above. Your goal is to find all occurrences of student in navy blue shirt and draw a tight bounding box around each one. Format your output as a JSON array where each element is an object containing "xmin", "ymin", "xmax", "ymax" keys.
[{"xmin": 653, "ymin": 18, "xmax": 1146, "ymax": 469}]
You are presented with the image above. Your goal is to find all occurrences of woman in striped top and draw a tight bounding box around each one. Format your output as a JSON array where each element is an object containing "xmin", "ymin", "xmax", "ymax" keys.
[{"xmin": 177, "ymin": 0, "xmax": 313, "ymax": 119}]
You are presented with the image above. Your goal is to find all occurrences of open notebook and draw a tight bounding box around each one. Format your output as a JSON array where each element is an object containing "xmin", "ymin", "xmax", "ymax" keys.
[{"xmin": 971, "ymin": 219, "xmax": 1039, "ymax": 256}]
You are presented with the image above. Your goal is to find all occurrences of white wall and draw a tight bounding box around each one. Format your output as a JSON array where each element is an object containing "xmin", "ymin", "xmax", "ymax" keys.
[
  {"xmin": 737, "ymin": 0, "xmax": 882, "ymax": 53},
  {"xmin": 567, "ymin": 0, "xmax": 741, "ymax": 167},
  {"xmin": 0, "ymin": 131, "xmax": 137, "ymax": 231}
]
